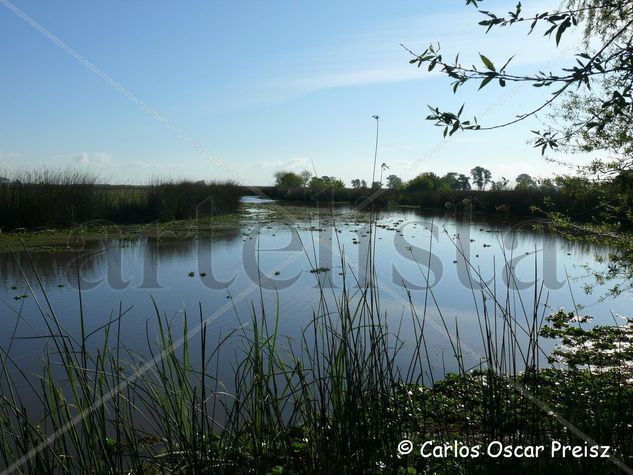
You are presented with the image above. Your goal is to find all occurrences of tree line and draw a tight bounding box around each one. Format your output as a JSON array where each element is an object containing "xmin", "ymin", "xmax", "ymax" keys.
[{"xmin": 274, "ymin": 167, "xmax": 558, "ymax": 193}]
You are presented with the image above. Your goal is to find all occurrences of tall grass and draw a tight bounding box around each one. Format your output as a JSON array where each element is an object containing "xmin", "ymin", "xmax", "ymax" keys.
[
  {"xmin": 0, "ymin": 220, "xmax": 631, "ymax": 473},
  {"xmin": 0, "ymin": 169, "xmax": 99, "ymax": 229},
  {"xmin": 0, "ymin": 169, "xmax": 243, "ymax": 230}
]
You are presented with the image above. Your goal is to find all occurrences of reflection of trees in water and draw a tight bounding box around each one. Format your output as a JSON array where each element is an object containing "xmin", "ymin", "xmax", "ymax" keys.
[
  {"xmin": 0, "ymin": 225, "xmax": 243, "ymax": 291},
  {"xmin": 0, "ymin": 242, "xmax": 108, "ymax": 289},
  {"xmin": 409, "ymin": 208, "xmax": 607, "ymax": 256},
  {"xmin": 141, "ymin": 224, "xmax": 243, "ymax": 261}
]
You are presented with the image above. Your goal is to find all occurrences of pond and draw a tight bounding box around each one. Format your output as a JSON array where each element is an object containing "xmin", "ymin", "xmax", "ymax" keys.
[{"xmin": 0, "ymin": 201, "xmax": 629, "ymax": 401}]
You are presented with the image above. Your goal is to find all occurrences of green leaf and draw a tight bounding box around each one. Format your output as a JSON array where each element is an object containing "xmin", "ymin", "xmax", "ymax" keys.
[
  {"xmin": 555, "ymin": 23, "xmax": 567, "ymax": 46},
  {"xmin": 478, "ymin": 75, "xmax": 494, "ymax": 90},
  {"xmin": 479, "ymin": 53, "xmax": 496, "ymax": 71}
]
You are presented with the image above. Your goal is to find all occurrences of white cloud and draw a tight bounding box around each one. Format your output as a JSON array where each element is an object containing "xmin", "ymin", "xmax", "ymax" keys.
[
  {"xmin": 278, "ymin": 67, "xmax": 435, "ymax": 94},
  {"xmin": 73, "ymin": 152, "xmax": 112, "ymax": 165},
  {"xmin": 0, "ymin": 152, "xmax": 20, "ymax": 162},
  {"xmin": 250, "ymin": 157, "xmax": 314, "ymax": 173},
  {"xmin": 120, "ymin": 160, "xmax": 185, "ymax": 170}
]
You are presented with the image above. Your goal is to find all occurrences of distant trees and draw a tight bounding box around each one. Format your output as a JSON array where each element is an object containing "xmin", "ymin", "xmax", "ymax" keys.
[
  {"xmin": 274, "ymin": 171, "xmax": 305, "ymax": 193},
  {"xmin": 280, "ymin": 168, "xmax": 561, "ymax": 195},
  {"xmin": 613, "ymin": 171, "xmax": 633, "ymax": 194},
  {"xmin": 351, "ymin": 178, "xmax": 368, "ymax": 189},
  {"xmin": 441, "ymin": 172, "xmax": 459, "ymax": 189},
  {"xmin": 515, "ymin": 173, "xmax": 536, "ymax": 190},
  {"xmin": 537, "ymin": 177, "xmax": 557, "ymax": 191},
  {"xmin": 386, "ymin": 174, "xmax": 403, "ymax": 190},
  {"xmin": 300, "ymin": 170, "xmax": 312, "ymax": 187},
  {"xmin": 406, "ymin": 172, "xmax": 445, "ymax": 192},
  {"xmin": 457, "ymin": 174, "xmax": 471, "ymax": 190},
  {"xmin": 491, "ymin": 177, "xmax": 510, "ymax": 191},
  {"xmin": 441, "ymin": 172, "xmax": 470, "ymax": 190},
  {"xmin": 470, "ymin": 166, "xmax": 492, "ymax": 191},
  {"xmin": 309, "ymin": 176, "xmax": 345, "ymax": 190}
]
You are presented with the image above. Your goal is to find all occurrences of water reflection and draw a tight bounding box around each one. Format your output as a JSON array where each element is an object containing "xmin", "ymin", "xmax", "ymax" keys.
[{"xmin": 0, "ymin": 205, "xmax": 627, "ymax": 391}]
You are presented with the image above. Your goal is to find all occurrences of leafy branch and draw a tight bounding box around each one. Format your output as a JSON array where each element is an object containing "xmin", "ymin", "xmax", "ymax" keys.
[{"xmin": 404, "ymin": 1, "xmax": 633, "ymax": 152}]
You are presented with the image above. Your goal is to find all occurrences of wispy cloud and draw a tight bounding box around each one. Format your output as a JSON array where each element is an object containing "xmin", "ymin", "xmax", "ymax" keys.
[
  {"xmin": 0, "ymin": 152, "xmax": 20, "ymax": 161},
  {"xmin": 121, "ymin": 160, "xmax": 186, "ymax": 170},
  {"xmin": 73, "ymin": 152, "xmax": 112, "ymax": 165},
  {"xmin": 250, "ymin": 157, "xmax": 313, "ymax": 173},
  {"xmin": 256, "ymin": 3, "xmax": 580, "ymax": 101},
  {"xmin": 278, "ymin": 66, "xmax": 436, "ymax": 94}
]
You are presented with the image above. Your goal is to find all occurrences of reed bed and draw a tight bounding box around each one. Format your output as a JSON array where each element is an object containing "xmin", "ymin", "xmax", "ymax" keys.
[{"xmin": 0, "ymin": 169, "xmax": 242, "ymax": 230}]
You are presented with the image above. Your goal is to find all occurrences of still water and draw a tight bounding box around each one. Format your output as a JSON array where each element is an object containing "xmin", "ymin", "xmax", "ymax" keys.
[{"xmin": 0, "ymin": 201, "xmax": 629, "ymax": 389}]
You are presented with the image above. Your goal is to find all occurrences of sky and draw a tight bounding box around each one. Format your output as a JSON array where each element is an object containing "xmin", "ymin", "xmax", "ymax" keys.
[{"xmin": 0, "ymin": 0, "xmax": 590, "ymax": 186}]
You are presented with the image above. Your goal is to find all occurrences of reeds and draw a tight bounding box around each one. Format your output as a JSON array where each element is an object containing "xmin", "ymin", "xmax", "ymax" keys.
[{"xmin": 0, "ymin": 169, "xmax": 242, "ymax": 230}]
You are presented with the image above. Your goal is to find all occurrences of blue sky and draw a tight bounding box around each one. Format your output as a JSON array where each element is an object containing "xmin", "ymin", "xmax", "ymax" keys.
[{"xmin": 0, "ymin": 0, "xmax": 587, "ymax": 186}]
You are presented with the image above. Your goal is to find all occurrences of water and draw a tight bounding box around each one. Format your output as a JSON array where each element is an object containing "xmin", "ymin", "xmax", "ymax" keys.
[
  {"xmin": 0, "ymin": 202, "xmax": 629, "ymax": 394},
  {"xmin": 239, "ymin": 195, "xmax": 277, "ymax": 203}
]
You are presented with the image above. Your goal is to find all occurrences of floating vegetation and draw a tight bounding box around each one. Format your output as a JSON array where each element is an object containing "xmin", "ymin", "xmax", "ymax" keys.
[{"xmin": 309, "ymin": 267, "xmax": 330, "ymax": 274}]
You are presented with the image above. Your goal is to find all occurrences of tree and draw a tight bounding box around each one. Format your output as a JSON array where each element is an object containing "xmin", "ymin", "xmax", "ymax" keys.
[
  {"xmin": 408, "ymin": 0, "xmax": 633, "ymax": 293},
  {"xmin": 386, "ymin": 174, "xmax": 403, "ymax": 190},
  {"xmin": 360, "ymin": 180, "xmax": 368, "ymax": 188},
  {"xmin": 515, "ymin": 173, "xmax": 536, "ymax": 190},
  {"xmin": 371, "ymin": 181, "xmax": 382, "ymax": 189},
  {"xmin": 538, "ymin": 177, "xmax": 558, "ymax": 191},
  {"xmin": 274, "ymin": 171, "xmax": 304, "ymax": 194},
  {"xmin": 300, "ymin": 170, "xmax": 312, "ymax": 187},
  {"xmin": 309, "ymin": 176, "xmax": 345, "ymax": 190},
  {"xmin": 442, "ymin": 172, "xmax": 471, "ymax": 190},
  {"xmin": 470, "ymin": 166, "xmax": 491, "ymax": 191},
  {"xmin": 442, "ymin": 172, "xmax": 460, "ymax": 190},
  {"xmin": 613, "ymin": 170, "xmax": 633, "ymax": 193},
  {"xmin": 456, "ymin": 173, "xmax": 471, "ymax": 190},
  {"xmin": 408, "ymin": 1, "xmax": 633, "ymax": 160},
  {"xmin": 351, "ymin": 179, "xmax": 361, "ymax": 189},
  {"xmin": 406, "ymin": 172, "xmax": 445, "ymax": 192},
  {"xmin": 491, "ymin": 177, "xmax": 509, "ymax": 191}
]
